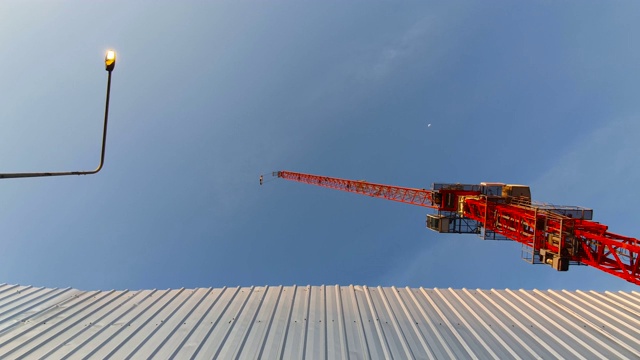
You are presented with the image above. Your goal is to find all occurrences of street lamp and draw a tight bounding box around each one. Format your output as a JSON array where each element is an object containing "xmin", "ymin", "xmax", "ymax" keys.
[{"xmin": 0, "ymin": 50, "xmax": 116, "ymax": 179}]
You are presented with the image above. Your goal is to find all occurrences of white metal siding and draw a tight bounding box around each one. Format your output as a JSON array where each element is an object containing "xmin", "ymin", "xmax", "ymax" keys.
[{"xmin": 0, "ymin": 284, "xmax": 637, "ymax": 359}]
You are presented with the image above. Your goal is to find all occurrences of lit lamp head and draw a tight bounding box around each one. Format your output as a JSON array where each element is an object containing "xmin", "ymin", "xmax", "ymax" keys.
[{"xmin": 105, "ymin": 50, "xmax": 116, "ymax": 71}]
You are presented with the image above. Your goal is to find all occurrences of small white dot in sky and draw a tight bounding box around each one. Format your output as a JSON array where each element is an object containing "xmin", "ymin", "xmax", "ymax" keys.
[{"xmin": 428, "ymin": 124, "xmax": 431, "ymax": 127}]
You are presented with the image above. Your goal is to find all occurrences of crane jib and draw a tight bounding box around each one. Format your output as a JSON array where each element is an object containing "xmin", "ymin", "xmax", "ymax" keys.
[{"xmin": 273, "ymin": 170, "xmax": 640, "ymax": 285}]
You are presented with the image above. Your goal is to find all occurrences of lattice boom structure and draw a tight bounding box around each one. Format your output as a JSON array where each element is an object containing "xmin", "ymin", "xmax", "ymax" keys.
[{"xmin": 273, "ymin": 171, "xmax": 640, "ymax": 285}]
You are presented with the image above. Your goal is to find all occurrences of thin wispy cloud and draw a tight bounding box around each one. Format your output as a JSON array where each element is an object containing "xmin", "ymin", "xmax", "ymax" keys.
[{"xmin": 356, "ymin": 8, "xmax": 469, "ymax": 82}]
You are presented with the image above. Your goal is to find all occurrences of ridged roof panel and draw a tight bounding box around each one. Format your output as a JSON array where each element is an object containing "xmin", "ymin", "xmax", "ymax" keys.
[{"xmin": 0, "ymin": 284, "xmax": 637, "ymax": 359}]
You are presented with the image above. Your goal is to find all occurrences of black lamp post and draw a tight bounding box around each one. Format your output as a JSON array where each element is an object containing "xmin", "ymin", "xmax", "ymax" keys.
[{"xmin": 0, "ymin": 50, "xmax": 117, "ymax": 179}]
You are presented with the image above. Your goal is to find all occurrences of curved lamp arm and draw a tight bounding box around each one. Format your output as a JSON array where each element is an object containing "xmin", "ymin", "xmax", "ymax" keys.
[{"xmin": 0, "ymin": 50, "xmax": 116, "ymax": 180}]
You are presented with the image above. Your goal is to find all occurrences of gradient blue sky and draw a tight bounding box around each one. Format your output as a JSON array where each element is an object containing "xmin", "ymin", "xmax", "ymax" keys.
[{"xmin": 1, "ymin": 1, "xmax": 638, "ymax": 292}]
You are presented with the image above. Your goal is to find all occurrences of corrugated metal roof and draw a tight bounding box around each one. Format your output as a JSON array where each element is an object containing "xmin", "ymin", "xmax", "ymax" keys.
[{"xmin": 0, "ymin": 284, "xmax": 637, "ymax": 359}]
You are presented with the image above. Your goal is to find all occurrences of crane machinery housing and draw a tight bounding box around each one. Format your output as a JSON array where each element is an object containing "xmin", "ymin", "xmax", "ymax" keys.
[{"xmin": 268, "ymin": 170, "xmax": 640, "ymax": 285}]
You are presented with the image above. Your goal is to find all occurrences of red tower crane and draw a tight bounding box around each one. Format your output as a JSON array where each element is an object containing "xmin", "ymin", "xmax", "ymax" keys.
[{"xmin": 268, "ymin": 170, "xmax": 640, "ymax": 285}]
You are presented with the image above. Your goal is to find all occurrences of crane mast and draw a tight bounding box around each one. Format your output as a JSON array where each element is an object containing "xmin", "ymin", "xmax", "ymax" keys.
[{"xmin": 272, "ymin": 170, "xmax": 640, "ymax": 285}]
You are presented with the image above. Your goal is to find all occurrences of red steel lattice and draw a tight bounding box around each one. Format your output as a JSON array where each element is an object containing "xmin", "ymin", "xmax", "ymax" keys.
[
  {"xmin": 464, "ymin": 198, "xmax": 640, "ymax": 284},
  {"xmin": 276, "ymin": 171, "xmax": 437, "ymax": 208},
  {"xmin": 276, "ymin": 170, "xmax": 640, "ymax": 285}
]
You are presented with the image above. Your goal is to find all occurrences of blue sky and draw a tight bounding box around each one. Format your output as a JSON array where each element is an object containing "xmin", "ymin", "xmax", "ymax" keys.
[{"xmin": 0, "ymin": 1, "xmax": 638, "ymax": 292}]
